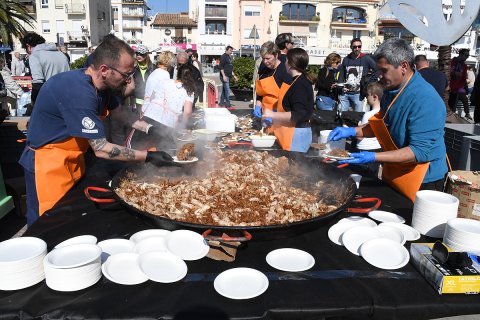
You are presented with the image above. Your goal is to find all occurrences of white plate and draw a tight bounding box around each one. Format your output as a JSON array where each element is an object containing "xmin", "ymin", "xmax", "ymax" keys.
[
  {"xmin": 166, "ymin": 230, "xmax": 210, "ymax": 261},
  {"xmin": 138, "ymin": 252, "xmax": 187, "ymax": 283},
  {"xmin": 375, "ymin": 225, "xmax": 406, "ymax": 245},
  {"xmin": 214, "ymin": 268, "xmax": 269, "ymax": 300},
  {"xmin": 338, "ymin": 216, "xmax": 377, "ymax": 227},
  {"xmin": 368, "ymin": 210, "xmax": 405, "ymax": 224},
  {"xmin": 45, "ymin": 244, "xmax": 102, "ymax": 269},
  {"xmin": 360, "ymin": 238, "xmax": 410, "ymax": 270},
  {"xmin": 101, "ymin": 253, "xmax": 148, "ymax": 285},
  {"xmin": 328, "ymin": 221, "xmax": 357, "ymax": 245},
  {"xmin": 342, "ymin": 226, "xmax": 380, "ymax": 256},
  {"xmin": 134, "ymin": 236, "xmax": 168, "ymax": 254},
  {"xmin": 54, "ymin": 235, "xmax": 97, "ymax": 249},
  {"xmin": 321, "ymin": 153, "xmax": 353, "ymax": 160},
  {"xmin": 172, "ymin": 156, "xmax": 199, "ymax": 164},
  {"xmin": 380, "ymin": 222, "xmax": 421, "ymax": 241},
  {"xmin": 266, "ymin": 248, "xmax": 315, "ymax": 272},
  {"xmin": 129, "ymin": 229, "xmax": 171, "ymax": 243},
  {"xmin": 98, "ymin": 239, "xmax": 135, "ymax": 263},
  {"xmin": 0, "ymin": 237, "xmax": 47, "ymax": 264}
]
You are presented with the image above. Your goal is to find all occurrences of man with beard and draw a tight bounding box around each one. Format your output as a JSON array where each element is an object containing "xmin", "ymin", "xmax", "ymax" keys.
[{"xmin": 19, "ymin": 35, "xmax": 175, "ymax": 226}]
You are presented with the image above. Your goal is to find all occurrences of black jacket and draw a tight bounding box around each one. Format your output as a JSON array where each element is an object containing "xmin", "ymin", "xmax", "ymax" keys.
[
  {"xmin": 315, "ymin": 67, "xmax": 343, "ymax": 99},
  {"xmin": 133, "ymin": 62, "xmax": 156, "ymax": 104}
]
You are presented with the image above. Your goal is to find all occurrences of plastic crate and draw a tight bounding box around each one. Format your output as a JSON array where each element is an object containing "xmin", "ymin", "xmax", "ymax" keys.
[
  {"xmin": 458, "ymin": 135, "xmax": 480, "ymax": 171},
  {"xmin": 445, "ymin": 124, "xmax": 480, "ymax": 170}
]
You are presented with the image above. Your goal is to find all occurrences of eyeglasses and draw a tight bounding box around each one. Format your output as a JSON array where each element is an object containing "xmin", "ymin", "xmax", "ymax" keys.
[
  {"xmin": 352, "ymin": 45, "xmax": 362, "ymax": 49},
  {"xmin": 107, "ymin": 65, "xmax": 135, "ymax": 81}
]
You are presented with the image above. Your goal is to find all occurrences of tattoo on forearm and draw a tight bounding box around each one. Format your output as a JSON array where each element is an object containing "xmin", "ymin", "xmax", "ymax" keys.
[
  {"xmin": 89, "ymin": 138, "xmax": 107, "ymax": 151},
  {"xmin": 121, "ymin": 147, "xmax": 136, "ymax": 160},
  {"xmin": 108, "ymin": 146, "xmax": 121, "ymax": 158}
]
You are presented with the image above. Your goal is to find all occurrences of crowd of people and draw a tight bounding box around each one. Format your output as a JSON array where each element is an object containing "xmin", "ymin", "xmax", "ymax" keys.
[{"xmin": 2, "ymin": 30, "xmax": 480, "ymax": 226}]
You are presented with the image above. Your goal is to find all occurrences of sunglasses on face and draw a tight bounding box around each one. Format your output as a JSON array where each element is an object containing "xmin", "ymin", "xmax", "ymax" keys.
[
  {"xmin": 107, "ymin": 65, "xmax": 135, "ymax": 81},
  {"xmin": 352, "ymin": 45, "xmax": 362, "ymax": 49}
]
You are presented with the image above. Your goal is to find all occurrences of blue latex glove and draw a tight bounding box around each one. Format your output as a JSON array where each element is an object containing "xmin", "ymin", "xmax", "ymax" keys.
[
  {"xmin": 262, "ymin": 117, "xmax": 273, "ymax": 127},
  {"xmin": 338, "ymin": 151, "xmax": 376, "ymax": 165},
  {"xmin": 252, "ymin": 105, "xmax": 262, "ymax": 118},
  {"xmin": 328, "ymin": 127, "xmax": 356, "ymax": 141}
]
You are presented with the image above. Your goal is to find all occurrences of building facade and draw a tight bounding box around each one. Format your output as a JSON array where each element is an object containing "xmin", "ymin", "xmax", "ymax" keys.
[
  {"xmin": 14, "ymin": 0, "xmax": 111, "ymax": 61},
  {"xmin": 111, "ymin": 0, "xmax": 149, "ymax": 44}
]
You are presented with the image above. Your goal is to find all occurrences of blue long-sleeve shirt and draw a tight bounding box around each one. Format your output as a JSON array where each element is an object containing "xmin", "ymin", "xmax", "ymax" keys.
[{"xmin": 381, "ymin": 71, "xmax": 447, "ymax": 183}]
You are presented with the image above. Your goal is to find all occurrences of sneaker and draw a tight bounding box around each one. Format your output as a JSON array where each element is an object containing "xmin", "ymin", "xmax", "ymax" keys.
[{"xmin": 465, "ymin": 114, "xmax": 473, "ymax": 120}]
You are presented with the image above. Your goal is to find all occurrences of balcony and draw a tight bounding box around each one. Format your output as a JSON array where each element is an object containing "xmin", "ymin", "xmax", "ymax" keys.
[
  {"xmin": 65, "ymin": 3, "xmax": 86, "ymax": 14},
  {"xmin": 205, "ymin": 7, "xmax": 227, "ymax": 18},
  {"xmin": 279, "ymin": 15, "xmax": 320, "ymax": 25},
  {"xmin": 331, "ymin": 16, "xmax": 368, "ymax": 30},
  {"xmin": 172, "ymin": 37, "xmax": 187, "ymax": 44},
  {"xmin": 123, "ymin": 25, "xmax": 143, "ymax": 30},
  {"xmin": 122, "ymin": 0, "xmax": 145, "ymax": 5},
  {"xmin": 66, "ymin": 31, "xmax": 88, "ymax": 43}
]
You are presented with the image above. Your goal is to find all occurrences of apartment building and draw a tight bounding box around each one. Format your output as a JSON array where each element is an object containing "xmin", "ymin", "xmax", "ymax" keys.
[
  {"xmin": 14, "ymin": 0, "xmax": 111, "ymax": 61},
  {"xmin": 111, "ymin": 0, "xmax": 149, "ymax": 44}
]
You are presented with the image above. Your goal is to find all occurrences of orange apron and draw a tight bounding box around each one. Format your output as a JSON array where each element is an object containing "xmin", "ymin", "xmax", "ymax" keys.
[
  {"xmin": 255, "ymin": 67, "xmax": 280, "ymax": 112},
  {"xmin": 272, "ymin": 76, "xmax": 301, "ymax": 151},
  {"xmin": 34, "ymin": 109, "xmax": 109, "ymax": 215},
  {"xmin": 368, "ymin": 73, "xmax": 429, "ymax": 202}
]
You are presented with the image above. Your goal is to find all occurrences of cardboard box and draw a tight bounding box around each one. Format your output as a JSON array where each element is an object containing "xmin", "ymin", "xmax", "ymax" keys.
[
  {"xmin": 410, "ymin": 243, "xmax": 480, "ymax": 294},
  {"xmin": 446, "ymin": 171, "xmax": 480, "ymax": 221}
]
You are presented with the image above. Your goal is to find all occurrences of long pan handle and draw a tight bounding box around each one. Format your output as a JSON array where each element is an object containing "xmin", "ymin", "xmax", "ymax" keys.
[
  {"xmin": 84, "ymin": 186, "xmax": 116, "ymax": 203},
  {"xmin": 344, "ymin": 197, "xmax": 382, "ymax": 214},
  {"xmin": 202, "ymin": 229, "xmax": 252, "ymax": 242}
]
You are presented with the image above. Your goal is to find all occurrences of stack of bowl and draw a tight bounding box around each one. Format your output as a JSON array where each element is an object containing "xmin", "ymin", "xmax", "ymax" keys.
[
  {"xmin": 443, "ymin": 218, "xmax": 480, "ymax": 254},
  {"xmin": 411, "ymin": 190, "xmax": 459, "ymax": 238}
]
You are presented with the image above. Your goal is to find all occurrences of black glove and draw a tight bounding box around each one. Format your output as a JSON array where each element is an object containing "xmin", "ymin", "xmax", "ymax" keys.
[{"xmin": 146, "ymin": 151, "xmax": 176, "ymax": 167}]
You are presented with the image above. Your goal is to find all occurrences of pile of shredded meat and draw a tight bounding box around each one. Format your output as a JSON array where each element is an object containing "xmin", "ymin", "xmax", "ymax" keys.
[{"xmin": 115, "ymin": 151, "xmax": 340, "ymax": 226}]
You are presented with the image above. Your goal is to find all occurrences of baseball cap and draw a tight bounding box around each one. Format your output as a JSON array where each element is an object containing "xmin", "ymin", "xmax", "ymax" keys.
[{"xmin": 135, "ymin": 44, "xmax": 149, "ymax": 55}]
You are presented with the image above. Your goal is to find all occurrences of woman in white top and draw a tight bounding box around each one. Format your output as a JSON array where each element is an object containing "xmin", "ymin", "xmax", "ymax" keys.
[{"xmin": 128, "ymin": 64, "xmax": 197, "ymax": 151}]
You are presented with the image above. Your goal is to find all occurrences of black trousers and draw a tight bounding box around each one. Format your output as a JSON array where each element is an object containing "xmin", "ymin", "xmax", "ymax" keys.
[{"xmin": 448, "ymin": 92, "xmax": 470, "ymax": 115}]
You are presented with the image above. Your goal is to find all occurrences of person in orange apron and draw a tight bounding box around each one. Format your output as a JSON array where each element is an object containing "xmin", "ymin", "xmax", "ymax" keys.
[
  {"xmin": 252, "ymin": 41, "xmax": 292, "ymax": 127},
  {"xmin": 262, "ymin": 48, "xmax": 314, "ymax": 153},
  {"xmin": 328, "ymin": 38, "xmax": 448, "ymax": 202},
  {"xmin": 19, "ymin": 35, "xmax": 177, "ymax": 227}
]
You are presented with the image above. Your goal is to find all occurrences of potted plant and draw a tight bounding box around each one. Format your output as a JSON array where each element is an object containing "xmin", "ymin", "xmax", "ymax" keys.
[{"xmin": 231, "ymin": 57, "xmax": 255, "ymax": 101}]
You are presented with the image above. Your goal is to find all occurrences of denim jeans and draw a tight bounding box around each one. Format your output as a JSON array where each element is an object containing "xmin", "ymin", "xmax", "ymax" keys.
[
  {"xmin": 316, "ymin": 96, "xmax": 335, "ymax": 110},
  {"xmin": 219, "ymin": 76, "xmax": 231, "ymax": 106},
  {"xmin": 339, "ymin": 93, "xmax": 364, "ymax": 112}
]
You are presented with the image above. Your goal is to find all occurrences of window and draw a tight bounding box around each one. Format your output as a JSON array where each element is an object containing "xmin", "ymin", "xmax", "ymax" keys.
[
  {"xmin": 332, "ymin": 6, "xmax": 366, "ymax": 23},
  {"xmin": 380, "ymin": 27, "xmax": 414, "ymax": 42},
  {"xmin": 281, "ymin": 3, "xmax": 316, "ymax": 21},
  {"xmin": 55, "ymin": 0, "xmax": 63, "ymax": 9},
  {"xmin": 244, "ymin": 6, "xmax": 260, "ymax": 16},
  {"xmin": 243, "ymin": 28, "xmax": 260, "ymax": 39},
  {"xmin": 42, "ymin": 21, "xmax": 51, "ymax": 33},
  {"xmin": 41, "ymin": 0, "xmax": 48, "ymax": 8},
  {"xmin": 188, "ymin": 27, "xmax": 192, "ymax": 34},
  {"xmin": 353, "ymin": 30, "xmax": 361, "ymax": 38},
  {"xmin": 205, "ymin": 21, "xmax": 226, "ymax": 34}
]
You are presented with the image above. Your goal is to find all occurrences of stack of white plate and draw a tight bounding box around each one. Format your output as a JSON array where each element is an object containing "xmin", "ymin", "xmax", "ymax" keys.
[
  {"xmin": 411, "ymin": 190, "xmax": 459, "ymax": 238},
  {"xmin": 0, "ymin": 237, "xmax": 47, "ymax": 291},
  {"xmin": 43, "ymin": 243, "xmax": 102, "ymax": 291},
  {"xmin": 443, "ymin": 218, "xmax": 480, "ymax": 254}
]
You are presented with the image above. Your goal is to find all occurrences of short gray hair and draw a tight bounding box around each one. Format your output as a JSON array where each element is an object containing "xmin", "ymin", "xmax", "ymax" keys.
[
  {"xmin": 373, "ymin": 38, "xmax": 414, "ymax": 69},
  {"xmin": 177, "ymin": 51, "xmax": 188, "ymax": 61},
  {"xmin": 259, "ymin": 41, "xmax": 280, "ymax": 58}
]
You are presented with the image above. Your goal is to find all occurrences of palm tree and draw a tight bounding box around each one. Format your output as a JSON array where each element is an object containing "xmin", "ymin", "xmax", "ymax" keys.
[{"xmin": 0, "ymin": 0, "xmax": 36, "ymax": 46}]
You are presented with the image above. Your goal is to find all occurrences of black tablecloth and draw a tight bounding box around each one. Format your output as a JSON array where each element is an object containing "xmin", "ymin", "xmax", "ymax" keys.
[{"xmin": 1, "ymin": 157, "xmax": 479, "ymax": 320}]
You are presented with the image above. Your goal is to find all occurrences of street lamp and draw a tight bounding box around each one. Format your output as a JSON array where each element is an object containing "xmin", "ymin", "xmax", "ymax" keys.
[{"xmin": 249, "ymin": 24, "xmax": 259, "ymax": 59}]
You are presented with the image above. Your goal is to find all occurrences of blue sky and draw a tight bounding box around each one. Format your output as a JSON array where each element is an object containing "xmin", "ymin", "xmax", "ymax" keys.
[{"xmin": 148, "ymin": 0, "xmax": 189, "ymax": 14}]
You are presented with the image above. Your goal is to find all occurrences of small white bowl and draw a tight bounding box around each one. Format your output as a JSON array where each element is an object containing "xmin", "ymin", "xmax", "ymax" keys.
[{"xmin": 250, "ymin": 135, "xmax": 277, "ymax": 148}]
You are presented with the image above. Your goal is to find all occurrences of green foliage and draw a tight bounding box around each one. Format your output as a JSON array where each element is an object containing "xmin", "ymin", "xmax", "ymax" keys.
[
  {"xmin": 0, "ymin": 0, "xmax": 36, "ymax": 45},
  {"xmin": 70, "ymin": 54, "xmax": 88, "ymax": 70},
  {"xmin": 307, "ymin": 64, "xmax": 321, "ymax": 83},
  {"xmin": 279, "ymin": 15, "xmax": 287, "ymax": 21},
  {"xmin": 311, "ymin": 15, "xmax": 320, "ymax": 21},
  {"xmin": 232, "ymin": 57, "xmax": 255, "ymax": 89}
]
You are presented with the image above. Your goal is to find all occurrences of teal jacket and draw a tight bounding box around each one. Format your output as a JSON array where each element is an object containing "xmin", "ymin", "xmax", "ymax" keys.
[{"xmin": 381, "ymin": 71, "xmax": 447, "ymax": 183}]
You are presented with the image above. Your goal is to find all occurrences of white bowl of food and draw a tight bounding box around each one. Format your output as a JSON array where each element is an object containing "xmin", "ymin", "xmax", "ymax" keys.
[
  {"xmin": 250, "ymin": 135, "xmax": 277, "ymax": 148},
  {"xmin": 193, "ymin": 129, "xmax": 218, "ymax": 142}
]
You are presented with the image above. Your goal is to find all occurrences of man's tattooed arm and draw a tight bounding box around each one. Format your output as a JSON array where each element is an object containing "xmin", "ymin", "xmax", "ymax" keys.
[{"xmin": 88, "ymin": 138, "xmax": 145, "ymax": 161}]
